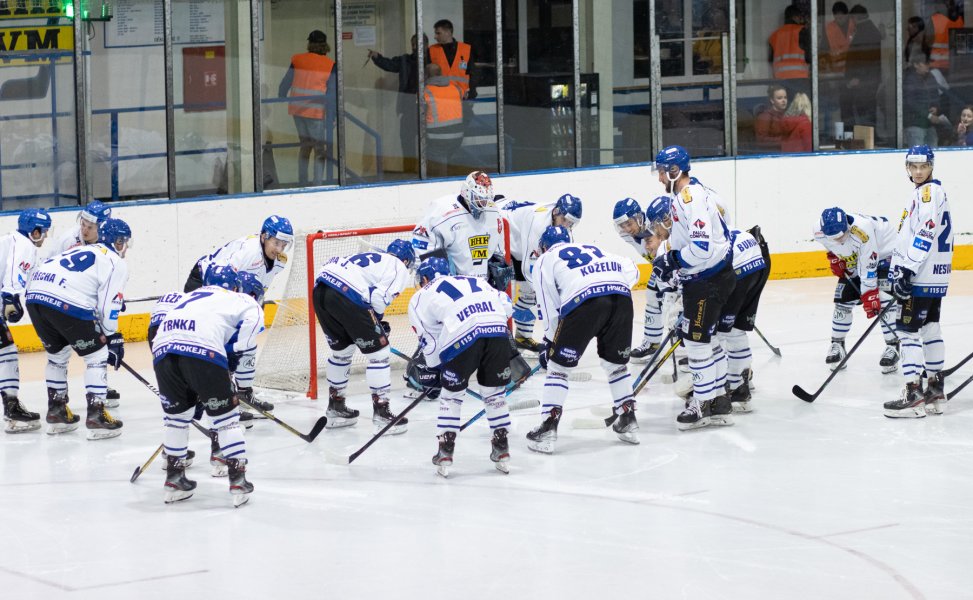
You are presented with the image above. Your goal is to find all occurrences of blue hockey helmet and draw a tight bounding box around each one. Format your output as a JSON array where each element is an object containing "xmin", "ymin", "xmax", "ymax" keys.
[
  {"xmin": 80, "ymin": 200, "xmax": 111, "ymax": 224},
  {"xmin": 654, "ymin": 145, "xmax": 691, "ymax": 177},
  {"xmin": 905, "ymin": 145, "xmax": 934, "ymax": 165},
  {"xmin": 613, "ymin": 197, "xmax": 646, "ymax": 237},
  {"xmin": 236, "ymin": 270, "xmax": 264, "ymax": 300},
  {"xmin": 644, "ymin": 196, "xmax": 673, "ymax": 226},
  {"xmin": 552, "ymin": 194, "xmax": 583, "ymax": 229},
  {"xmin": 204, "ymin": 264, "xmax": 239, "ymax": 291},
  {"xmin": 820, "ymin": 207, "xmax": 850, "ymax": 238},
  {"xmin": 386, "ymin": 239, "xmax": 416, "ymax": 268},
  {"xmin": 416, "ymin": 257, "xmax": 449, "ymax": 286},
  {"xmin": 99, "ymin": 218, "xmax": 132, "ymax": 254},
  {"xmin": 17, "ymin": 208, "xmax": 52, "ymax": 238},
  {"xmin": 539, "ymin": 225, "xmax": 571, "ymax": 253},
  {"xmin": 261, "ymin": 215, "xmax": 294, "ymax": 246}
]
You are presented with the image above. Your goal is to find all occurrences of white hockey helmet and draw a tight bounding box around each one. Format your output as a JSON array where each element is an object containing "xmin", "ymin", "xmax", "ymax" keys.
[{"xmin": 460, "ymin": 171, "xmax": 495, "ymax": 218}]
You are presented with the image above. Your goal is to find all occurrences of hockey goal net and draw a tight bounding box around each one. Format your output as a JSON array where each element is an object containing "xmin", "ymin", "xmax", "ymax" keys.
[{"xmin": 253, "ymin": 225, "xmax": 418, "ymax": 399}]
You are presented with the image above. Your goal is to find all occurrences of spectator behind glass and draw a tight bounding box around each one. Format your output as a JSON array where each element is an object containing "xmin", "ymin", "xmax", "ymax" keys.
[
  {"xmin": 822, "ymin": 2, "xmax": 856, "ymax": 75},
  {"xmin": 768, "ymin": 4, "xmax": 810, "ymax": 96},
  {"xmin": 903, "ymin": 54, "xmax": 947, "ymax": 147},
  {"xmin": 843, "ymin": 5, "xmax": 882, "ymax": 128},
  {"xmin": 693, "ymin": 6, "xmax": 728, "ymax": 75},
  {"xmin": 367, "ymin": 34, "xmax": 430, "ymax": 172},
  {"xmin": 754, "ymin": 84, "xmax": 789, "ymax": 152},
  {"xmin": 957, "ymin": 105, "xmax": 973, "ymax": 146},
  {"xmin": 904, "ymin": 16, "xmax": 929, "ymax": 66},
  {"xmin": 782, "ymin": 92, "xmax": 813, "ymax": 152}
]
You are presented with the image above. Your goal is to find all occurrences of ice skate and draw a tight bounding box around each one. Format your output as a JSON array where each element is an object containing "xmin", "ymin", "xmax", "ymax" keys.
[
  {"xmin": 526, "ymin": 406, "xmax": 561, "ymax": 454},
  {"xmin": 85, "ymin": 395, "xmax": 123, "ymax": 440},
  {"xmin": 325, "ymin": 388, "xmax": 359, "ymax": 429},
  {"xmin": 677, "ymin": 356, "xmax": 690, "ymax": 373},
  {"xmin": 45, "ymin": 389, "xmax": 79, "ymax": 435},
  {"xmin": 3, "ymin": 392, "xmax": 40, "ymax": 433},
  {"xmin": 677, "ymin": 398, "xmax": 712, "ymax": 431},
  {"xmin": 923, "ymin": 372, "xmax": 946, "ymax": 415},
  {"xmin": 432, "ymin": 431, "xmax": 456, "ymax": 477},
  {"xmin": 239, "ymin": 411, "xmax": 254, "ymax": 429},
  {"xmin": 514, "ymin": 334, "xmax": 542, "ymax": 353},
  {"xmin": 104, "ymin": 387, "xmax": 120, "ymax": 408},
  {"xmin": 879, "ymin": 341, "xmax": 900, "ymax": 374},
  {"xmin": 729, "ymin": 368, "xmax": 753, "ymax": 413},
  {"xmin": 490, "ymin": 427, "xmax": 510, "ymax": 473},
  {"xmin": 227, "ymin": 458, "xmax": 254, "ymax": 507},
  {"xmin": 160, "ymin": 449, "xmax": 195, "ymax": 470},
  {"xmin": 242, "ymin": 395, "xmax": 274, "ymax": 413},
  {"xmin": 611, "ymin": 400, "xmax": 639, "ymax": 444},
  {"xmin": 826, "ymin": 340, "xmax": 847, "ymax": 371},
  {"xmin": 629, "ymin": 340, "xmax": 660, "ymax": 364},
  {"xmin": 884, "ymin": 382, "xmax": 926, "ymax": 418},
  {"xmin": 709, "ymin": 394, "xmax": 735, "ymax": 426},
  {"xmin": 674, "ymin": 373, "xmax": 694, "ymax": 399},
  {"xmin": 209, "ymin": 431, "xmax": 227, "ymax": 477},
  {"xmin": 372, "ymin": 394, "xmax": 407, "ymax": 435},
  {"xmin": 164, "ymin": 455, "xmax": 196, "ymax": 504}
]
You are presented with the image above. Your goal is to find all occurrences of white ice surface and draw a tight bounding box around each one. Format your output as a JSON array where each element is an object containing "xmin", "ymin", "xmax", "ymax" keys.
[{"xmin": 2, "ymin": 274, "xmax": 973, "ymax": 600}]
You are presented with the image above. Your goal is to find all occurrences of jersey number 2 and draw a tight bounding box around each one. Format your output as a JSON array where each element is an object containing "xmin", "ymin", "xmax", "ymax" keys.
[{"xmin": 938, "ymin": 211, "xmax": 952, "ymax": 252}]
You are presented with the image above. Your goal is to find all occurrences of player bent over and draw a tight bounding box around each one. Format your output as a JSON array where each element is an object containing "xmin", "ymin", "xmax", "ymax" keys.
[
  {"xmin": 151, "ymin": 266, "xmax": 263, "ymax": 506},
  {"xmin": 885, "ymin": 145, "xmax": 953, "ymax": 418},
  {"xmin": 313, "ymin": 239, "xmax": 415, "ymax": 433},
  {"xmin": 814, "ymin": 207, "xmax": 900, "ymax": 373},
  {"xmin": 408, "ymin": 257, "xmax": 514, "ymax": 476},
  {"xmin": 652, "ymin": 146, "xmax": 736, "ymax": 431},
  {"xmin": 25, "ymin": 218, "xmax": 130, "ymax": 440},
  {"xmin": 2, "ymin": 209, "xmax": 51, "ymax": 433},
  {"xmin": 613, "ymin": 197, "xmax": 666, "ymax": 361},
  {"xmin": 527, "ymin": 226, "xmax": 640, "ymax": 453}
]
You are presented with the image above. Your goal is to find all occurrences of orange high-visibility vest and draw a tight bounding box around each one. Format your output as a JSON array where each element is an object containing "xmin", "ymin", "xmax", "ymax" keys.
[
  {"xmin": 429, "ymin": 42, "xmax": 471, "ymax": 96},
  {"xmin": 424, "ymin": 83, "xmax": 463, "ymax": 136},
  {"xmin": 825, "ymin": 19, "xmax": 855, "ymax": 73},
  {"xmin": 769, "ymin": 24, "xmax": 809, "ymax": 79},
  {"xmin": 930, "ymin": 13, "xmax": 964, "ymax": 70},
  {"xmin": 288, "ymin": 53, "xmax": 334, "ymax": 119}
]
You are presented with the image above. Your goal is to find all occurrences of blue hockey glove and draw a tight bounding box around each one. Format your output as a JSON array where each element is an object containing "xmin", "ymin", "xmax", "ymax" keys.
[
  {"xmin": 415, "ymin": 364, "xmax": 441, "ymax": 399},
  {"xmin": 2, "ymin": 292, "xmax": 23, "ymax": 323},
  {"xmin": 891, "ymin": 266, "xmax": 914, "ymax": 301},
  {"xmin": 652, "ymin": 249, "xmax": 681, "ymax": 282},
  {"xmin": 538, "ymin": 338, "xmax": 553, "ymax": 370},
  {"xmin": 106, "ymin": 333, "xmax": 124, "ymax": 370},
  {"xmin": 487, "ymin": 256, "xmax": 515, "ymax": 291}
]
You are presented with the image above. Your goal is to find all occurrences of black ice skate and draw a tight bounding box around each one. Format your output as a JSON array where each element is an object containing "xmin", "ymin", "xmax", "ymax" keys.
[
  {"xmin": 514, "ymin": 335, "xmax": 542, "ymax": 353},
  {"xmin": 160, "ymin": 449, "xmax": 196, "ymax": 470},
  {"xmin": 611, "ymin": 400, "xmax": 640, "ymax": 444},
  {"xmin": 923, "ymin": 372, "xmax": 947, "ymax": 415},
  {"xmin": 884, "ymin": 382, "xmax": 925, "ymax": 418},
  {"xmin": 239, "ymin": 411, "xmax": 254, "ymax": 429},
  {"xmin": 629, "ymin": 341, "xmax": 660, "ymax": 364},
  {"xmin": 709, "ymin": 393, "xmax": 735, "ymax": 426},
  {"xmin": 432, "ymin": 431, "xmax": 456, "ymax": 477},
  {"xmin": 490, "ymin": 427, "xmax": 510, "ymax": 473},
  {"xmin": 730, "ymin": 368, "xmax": 753, "ymax": 413},
  {"xmin": 240, "ymin": 391, "xmax": 274, "ymax": 413},
  {"xmin": 826, "ymin": 340, "xmax": 847, "ymax": 371},
  {"xmin": 372, "ymin": 394, "xmax": 407, "ymax": 435},
  {"xmin": 227, "ymin": 458, "xmax": 254, "ymax": 507},
  {"xmin": 105, "ymin": 387, "xmax": 120, "ymax": 408},
  {"xmin": 3, "ymin": 391, "xmax": 40, "ymax": 434},
  {"xmin": 325, "ymin": 388, "xmax": 359, "ymax": 429},
  {"xmin": 209, "ymin": 430, "xmax": 227, "ymax": 477},
  {"xmin": 677, "ymin": 398, "xmax": 712, "ymax": 431},
  {"xmin": 45, "ymin": 388, "xmax": 79, "ymax": 435},
  {"xmin": 879, "ymin": 341, "xmax": 900, "ymax": 374},
  {"xmin": 526, "ymin": 406, "xmax": 561, "ymax": 454},
  {"xmin": 85, "ymin": 394, "xmax": 123, "ymax": 440},
  {"xmin": 164, "ymin": 455, "xmax": 197, "ymax": 504}
]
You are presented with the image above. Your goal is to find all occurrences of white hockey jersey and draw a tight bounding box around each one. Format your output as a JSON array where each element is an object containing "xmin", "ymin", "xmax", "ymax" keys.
[
  {"xmin": 496, "ymin": 198, "xmax": 563, "ymax": 279},
  {"xmin": 26, "ymin": 244, "xmax": 128, "ymax": 334},
  {"xmin": 814, "ymin": 213, "xmax": 897, "ymax": 294},
  {"xmin": 668, "ymin": 180, "xmax": 732, "ymax": 281},
  {"xmin": 690, "ymin": 177, "xmax": 733, "ymax": 228},
  {"xmin": 0, "ymin": 231, "xmax": 41, "ymax": 298},
  {"xmin": 534, "ymin": 242, "xmax": 639, "ymax": 341},
  {"xmin": 316, "ymin": 251, "xmax": 411, "ymax": 316},
  {"xmin": 54, "ymin": 224, "xmax": 85, "ymax": 255},
  {"xmin": 408, "ymin": 275, "xmax": 513, "ymax": 368},
  {"xmin": 729, "ymin": 230, "xmax": 767, "ymax": 279},
  {"xmin": 151, "ymin": 287, "xmax": 264, "ymax": 372},
  {"xmin": 412, "ymin": 194, "xmax": 506, "ymax": 278},
  {"xmin": 196, "ymin": 235, "xmax": 287, "ymax": 296},
  {"xmin": 890, "ymin": 180, "xmax": 953, "ymax": 298}
]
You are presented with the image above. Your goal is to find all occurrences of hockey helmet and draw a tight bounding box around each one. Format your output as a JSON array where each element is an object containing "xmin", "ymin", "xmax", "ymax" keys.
[
  {"xmin": 261, "ymin": 215, "xmax": 294, "ymax": 248},
  {"xmin": 204, "ymin": 264, "xmax": 239, "ymax": 291},
  {"xmin": 539, "ymin": 225, "xmax": 571, "ymax": 253},
  {"xmin": 80, "ymin": 200, "xmax": 112, "ymax": 224},
  {"xmin": 386, "ymin": 239, "xmax": 416, "ymax": 268},
  {"xmin": 820, "ymin": 207, "xmax": 849, "ymax": 238},
  {"xmin": 416, "ymin": 257, "xmax": 449, "ymax": 286},
  {"xmin": 654, "ymin": 145, "xmax": 691, "ymax": 178},
  {"xmin": 613, "ymin": 197, "xmax": 645, "ymax": 237},
  {"xmin": 644, "ymin": 196, "xmax": 673, "ymax": 227},
  {"xmin": 99, "ymin": 218, "xmax": 132, "ymax": 254},
  {"xmin": 236, "ymin": 270, "xmax": 264, "ymax": 300},
  {"xmin": 552, "ymin": 194, "xmax": 583, "ymax": 229},
  {"xmin": 17, "ymin": 208, "xmax": 52, "ymax": 238},
  {"xmin": 460, "ymin": 171, "xmax": 494, "ymax": 219},
  {"xmin": 905, "ymin": 145, "xmax": 934, "ymax": 165}
]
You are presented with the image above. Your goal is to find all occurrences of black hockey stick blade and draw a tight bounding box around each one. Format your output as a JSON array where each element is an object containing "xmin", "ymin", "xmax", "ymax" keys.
[
  {"xmin": 943, "ymin": 350, "xmax": 973, "ymax": 378},
  {"xmin": 130, "ymin": 466, "xmax": 142, "ymax": 483},
  {"xmin": 239, "ymin": 398, "xmax": 327, "ymax": 443},
  {"xmin": 302, "ymin": 417, "xmax": 329, "ymax": 443},
  {"xmin": 792, "ymin": 384, "xmax": 816, "ymax": 403},
  {"xmin": 130, "ymin": 443, "xmax": 164, "ymax": 484},
  {"xmin": 946, "ymin": 372, "xmax": 973, "ymax": 399}
]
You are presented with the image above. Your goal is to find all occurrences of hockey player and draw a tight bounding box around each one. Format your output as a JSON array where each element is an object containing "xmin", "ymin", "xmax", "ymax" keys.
[
  {"xmin": 496, "ymin": 192, "xmax": 583, "ymax": 352},
  {"xmin": 1, "ymin": 209, "xmax": 51, "ymax": 433},
  {"xmin": 25, "ymin": 218, "xmax": 130, "ymax": 440},
  {"xmin": 151, "ymin": 265, "xmax": 263, "ymax": 505},
  {"xmin": 884, "ymin": 145, "xmax": 953, "ymax": 418},
  {"xmin": 184, "ymin": 215, "xmax": 293, "ymax": 412},
  {"xmin": 651, "ymin": 145, "xmax": 737, "ymax": 431},
  {"xmin": 814, "ymin": 207, "xmax": 900, "ymax": 373},
  {"xmin": 408, "ymin": 257, "xmax": 514, "ymax": 476},
  {"xmin": 313, "ymin": 239, "xmax": 415, "ymax": 433},
  {"xmin": 53, "ymin": 200, "xmax": 111, "ymax": 253},
  {"xmin": 526, "ymin": 226, "xmax": 641, "ymax": 453}
]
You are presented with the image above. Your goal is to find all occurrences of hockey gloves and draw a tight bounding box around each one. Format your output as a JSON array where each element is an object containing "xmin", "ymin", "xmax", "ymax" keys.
[
  {"xmin": 652, "ymin": 249, "xmax": 680, "ymax": 282},
  {"xmin": 415, "ymin": 364, "xmax": 442, "ymax": 399},
  {"xmin": 891, "ymin": 266, "xmax": 914, "ymax": 301},
  {"xmin": 861, "ymin": 288, "xmax": 881, "ymax": 318},
  {"xmin": 487, "ymin": 255, "xmax": 515, "ymax": 291},
  {"xmin": 106, "ymin": 333, "xmax": 125, "ymax": 369},
  {"xmin": 1, "ymin": 293, "xmax": 23, "ymax": 323},
  {"xmin": 827, "ymin": 252, "xmax": 847, "ymax": 278},
  {"xmin": 380, "ymin": 320, "xmax": 391, "ymax": 335},
  {"xmin": 512, "ymin": 306, "xmax": 535, "ymax": 323},
  {"xmin": 538, "ymin": 338, "xmax": 553, "ymax": 370}
]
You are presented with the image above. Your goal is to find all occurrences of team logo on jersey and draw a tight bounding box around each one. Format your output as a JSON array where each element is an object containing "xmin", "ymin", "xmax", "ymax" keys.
[
  {"xmin": 925, "ymin": 219, "xmax": 936, "ymax": 230},
  {"xmin": 413, "ymin": 226, "xmax": 428, "ymax": 237},
  {"xmin": 921, "ymin": 186, "xmax": 931, "ymax": 203},
  {"xmin": 680, "ymin": 189, "xmax": 693, "ymax": 204},
  {"xmin": 18, "ymin": 261, "xmax": 30, "ymax": 273},
  {"xmin": 693, "ymin": 219, "xmax": 705, "ymax": 229},
  {"xmin": 497, "ymin": 366, "xmax": 512, "ymax": 380},
  {"xmin": 468, "ymin": 235, "xmax": 490, "ymax": 261}
]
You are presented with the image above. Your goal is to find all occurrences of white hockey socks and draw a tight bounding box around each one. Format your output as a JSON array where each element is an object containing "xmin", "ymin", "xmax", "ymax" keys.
[
  {"xmin": 365, "ymin": 346, "xmax": 391, "ymax": 397},
  {"xmin": 719, "ymin": 329, "xmax": 751, "ymax": 389},
  {"xmin": 482, "ymin": 386, "xmax": 510, "ymax": 430},
  {"xmin": 642, "ymin": 292, "xmax": 664, "ymax": 344},
  {"xmin": 437, "ymin": 388, "xmax": 464, "ymax": 433},
  {"xmin": 45, "ymin": 346, "xmax": 71, "ymax": 393},
  {"xmin": 82, "ymin": 346, "xmax": 109, "ymax": 400},
  {"xmin": 163, "ymin": 406, "xmax": 195, "ymax": 459},
  {"xmin": 686, "ymin": 340, "xmax": 721, "ymax": 402},
  {"xmin": 540, "ymin": 361, "xmax": 571, "ymax": 416},
  {"xmin": 213, "ymin": 408, "xmax": 246, "ymax": 460},
  {"xmin": 921, "ymin": 322, "xmax": 944, "ymax": 375},
  {"xmin": 513, "ymin": 280, "xmax": 536, "ymax": 338},
  {"xmin": 712, "ymin": 341, "xmax": 728, "ymax": 394},
  {"xmin": 831, "ymin": 302, "xmax": 855, "ymax": 341},
  {"xmin": 0, "ymin": 344, "xmax": 19, "ymax": 396},
  {"xmin": 326, "ymin": 345, "xmax": 355, "ymax": 394},
  {"xmin": 602, "ymin": 359, "xmax": 634, "ymax": 414},
  {"xmin": 900, "ymin": 330, "xmax": 923, "ymax": 383}
]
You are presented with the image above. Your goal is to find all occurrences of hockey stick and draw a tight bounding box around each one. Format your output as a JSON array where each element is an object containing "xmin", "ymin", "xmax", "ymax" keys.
[
  {"xmin": 753, "ymin": 326, "xmax": 782, "ymax": 357},
  {"xmin": 119, "ymin": 360, "xmax": 327, "ymax": 443},
  {"xmin": 631, "ymin": 329, "xmax": 678, "ymax": 393},
  {"xmin": 460, "ymin": 364, "xmax": 543, "ymax": 431},
  {"xmin": 792, "ymin": 301, "xmax": 894, "ymax": 403},
  {"xmin": 942, "ymin": 349, "xmax": 973, "ymax": 378},
  {"xmin": 330, "ymin": 390, "xmax": 429, "ymax": 465},
  {"xmin": 130, "ymin": 444, "xmax": 163, "ymax": 483},
  {"xmin": 947, "ymin": 371, "xmax": 973, "ymax": 399},
  {"xmin": 844, "ymin": 277, "xmax": 900, "ymax": 343}
]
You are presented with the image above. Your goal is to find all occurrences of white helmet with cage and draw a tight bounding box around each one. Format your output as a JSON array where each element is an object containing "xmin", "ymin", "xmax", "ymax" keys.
[{"xmin": 460, "ymin": 171, "xmax": 495, "ymax": 219}]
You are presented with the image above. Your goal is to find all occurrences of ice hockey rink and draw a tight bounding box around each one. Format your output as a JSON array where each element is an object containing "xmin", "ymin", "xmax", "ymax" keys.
[{"xmin": 2, "ymin": 273, "xmax": 972, "ymax": 600}]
